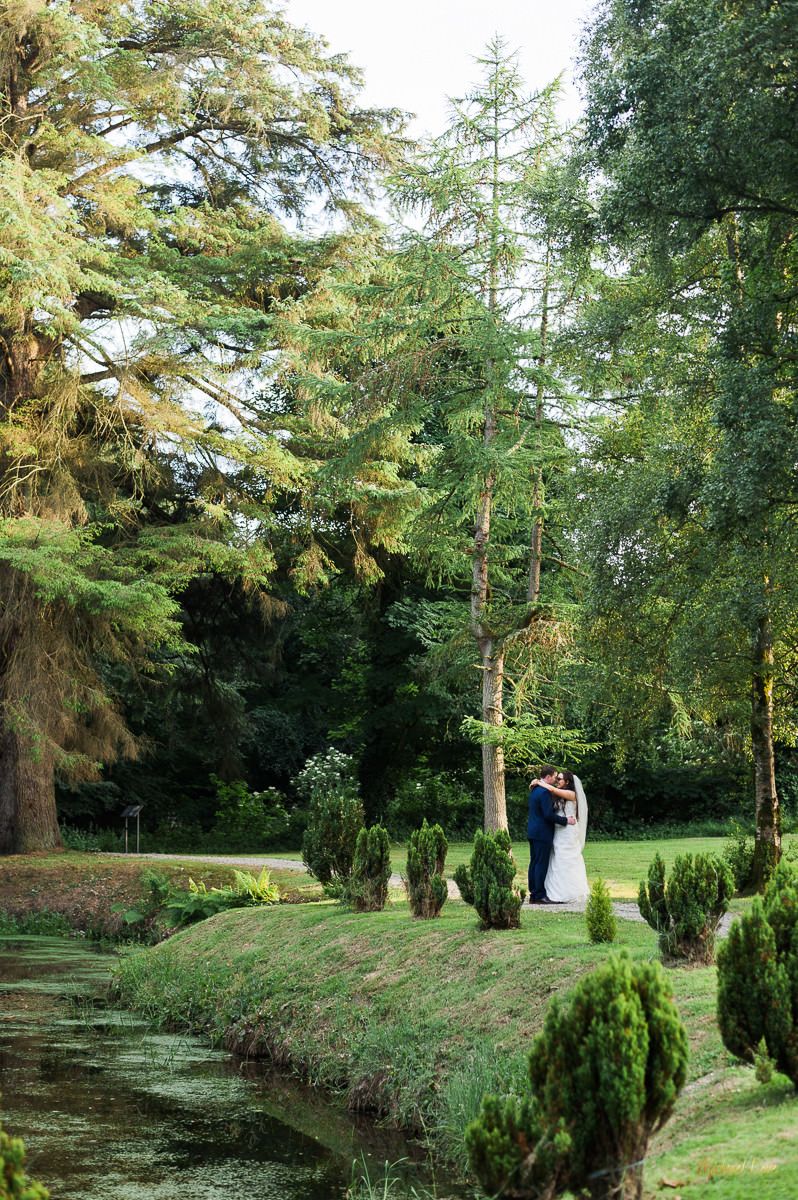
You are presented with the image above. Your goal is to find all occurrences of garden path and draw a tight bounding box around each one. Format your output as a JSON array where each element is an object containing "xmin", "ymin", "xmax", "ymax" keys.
[{"xmin": 123, "ymin": 853, "xmax": 734, "ymax": 933}]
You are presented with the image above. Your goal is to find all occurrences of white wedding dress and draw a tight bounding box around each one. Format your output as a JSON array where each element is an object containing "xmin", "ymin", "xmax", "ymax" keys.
[{"xmin": 544, "ymin": 780, "xmax": 589, "ymax": 903}]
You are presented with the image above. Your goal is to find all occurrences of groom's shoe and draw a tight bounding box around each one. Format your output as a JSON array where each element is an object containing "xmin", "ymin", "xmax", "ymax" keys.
[{"xmin": 539, "ymin": 896, "xmax": 555, "ymax": 904}]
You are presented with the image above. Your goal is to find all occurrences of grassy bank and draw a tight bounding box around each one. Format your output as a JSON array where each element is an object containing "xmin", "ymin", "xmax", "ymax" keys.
[
  {"xmin": 0, "ymin": 852, "xmax": 320, "ymax": 938},
  {"xmin": 115, "ymin": 897, "xmax": 798, "ymax": 1198}
]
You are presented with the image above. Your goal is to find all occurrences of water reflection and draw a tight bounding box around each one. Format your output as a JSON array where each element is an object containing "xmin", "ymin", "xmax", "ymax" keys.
[{"xmin": 0, "ymin": 937, "xmax": 430, "ymax": 1200}]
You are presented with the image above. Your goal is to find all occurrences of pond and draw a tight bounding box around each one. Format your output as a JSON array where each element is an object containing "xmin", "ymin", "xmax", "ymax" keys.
[{"xmin": 0, "ymin": 936, "xmax": 447, "ymax": 1199}]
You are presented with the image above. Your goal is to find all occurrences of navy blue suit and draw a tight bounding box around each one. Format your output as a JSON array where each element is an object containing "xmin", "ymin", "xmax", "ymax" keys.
[{"xmin": 527, "ymin": 784, "xmax": 568, "ymax": 901}]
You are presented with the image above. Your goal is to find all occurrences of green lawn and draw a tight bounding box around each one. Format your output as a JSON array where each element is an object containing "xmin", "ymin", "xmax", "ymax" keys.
[{"xmin": 254, "ymin": 834, "xmax": 798, "ymax": 899}]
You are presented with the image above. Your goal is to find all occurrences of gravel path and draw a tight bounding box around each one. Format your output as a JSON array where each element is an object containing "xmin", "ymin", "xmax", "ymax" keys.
[{"xmin": 119, "ymin": 852, "xmax": 736, "ymax": 933}]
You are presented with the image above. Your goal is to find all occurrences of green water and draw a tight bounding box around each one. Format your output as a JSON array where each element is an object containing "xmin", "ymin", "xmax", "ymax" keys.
[{"xmin": 0, "ymin": 936, "xmax": 433, "ymax": 1199}]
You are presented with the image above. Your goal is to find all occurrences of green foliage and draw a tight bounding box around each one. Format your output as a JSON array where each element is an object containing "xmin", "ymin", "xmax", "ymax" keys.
[
  {"xmin": 638, "ymin": 852, "xmax": 733, "ymax": 964},
  {"xmin": 717, "ymin": 861, "xmax": 798, "ymax": 1086},
  {"xmin": 585, "ymin": 877, "xmax": 616, "ymax": 944},
  {"xmin": 466, "ymin": 953, "xmax": 688, "ymax": 1200},
  {"xmin": 298, "ymin": 750, "xmax": 365, "ymax": 885},
  {"xmin": 347, "ymin": 825, "xmax": 392, "ymax": 912},
  {"xmin": 577, "ymin": 0, "xmax": 798, "ymax": 875},
  {"xmin": 164, "ymin": 868, "xmax": 279, "ymax": 927},
  {"xmin": 0, "ymin": 1107, "xmax": 49, "ymax": 1200},
  {"xmin": 210, "ymin": 776, "xmax": 290, "ymax": 851},
  {"xmin": 722, "ymin": 820, "xmax": 757, "ymax": 893},
  {"xmin": 385, "ymin": 768, "xmax": 479, "ymax": 839},
  {"xmin": 453, "ymin": 862, "xmax": 475, "ymax": 908},
  {"xmin": 0, "ymin": 0, "xmax": 399, "ymax": 851},
  {"xmin": 405, "ymin": 820, "xmax": 448, "ymax": 919},
  {"xmin": 458, "ymin": 829, "xmax": 525, "ymax": 930},
  {"xmin": 466, "ymin": 1092, "xmax": 568, "ymax": 1200}
]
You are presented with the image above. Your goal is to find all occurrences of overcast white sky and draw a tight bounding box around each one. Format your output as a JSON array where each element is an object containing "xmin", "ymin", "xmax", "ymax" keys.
[{"xmin": 285, "ymin": 0, "xmax": 599, "ymax": 137}]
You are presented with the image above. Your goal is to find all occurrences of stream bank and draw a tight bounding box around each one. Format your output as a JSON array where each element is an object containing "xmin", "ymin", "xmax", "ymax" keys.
[{"xmin": 0, "ymin": 935, "xmax": 450, "ymax": 1199}]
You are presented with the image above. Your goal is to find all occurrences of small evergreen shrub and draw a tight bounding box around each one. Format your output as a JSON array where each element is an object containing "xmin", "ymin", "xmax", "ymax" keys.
[
  {"xmin": 585, "ymin": 877, "xmax": 616, "ymax": 943},
  {"xmin": 296, "ymin": 750, "xmax": 365, "ymax": 886},
  {"xmin": 717, "ymin": 861, "xmax": 798, "ymax": 1086},
  {"xmin": 457, "ymin": 829, "xmax": 525, "ymax": 930},
  {"xmin": 466, "ymin": 953, "xmax": 688, "ymax": 1200},
  {"xmin": 722, "ymin": 819, "xmax": 756, "ymax": 892},
  {"xmin": 1, "ymin": 1110, "xmax": 49, "ymax": 1200},
  {"xmin": 638, "ymin": 852, "xmax": 733, "ymax": 964},
  {"xmin": 406, "ymin": 819, "xmax": 448, "ymax": 918},
  {"xmin": 347, "ymin": 825, "xmax": 392, "ymax": 912},
  {"xmin": 453, "ymin": 861, "xmax": 475, "ymax": 907}
]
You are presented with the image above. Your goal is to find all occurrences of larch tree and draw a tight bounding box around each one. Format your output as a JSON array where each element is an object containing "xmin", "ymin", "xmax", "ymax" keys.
[
  {"xmin": 281, "ymin": 42, "xmax": 590, "ymax": 830},
  {"xmin": 577, "ymin": 0, "xmax": 798, "ymax": 883},
  {"xmin": 0, "ymin": 0, "xmax": 399, "ymax": 852}
]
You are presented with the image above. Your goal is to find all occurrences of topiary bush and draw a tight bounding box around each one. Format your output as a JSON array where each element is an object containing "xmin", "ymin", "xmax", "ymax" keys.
[
  {"xmin": 638, "ymin": 852, "xmax": 733, "ymax": 964},
  {"xmin": 1, "ymin": 1108, "xmax": 49, "ymax": 1200},
  {"xmin": 456, "ymin": 829, "xmax": 525, "ymax": 930},
  {"xmin": 406, "ymin": 819, "xmax": 448, "ymax": 918},
  {"xmin": 585, "ymin": 877, "xmax": 616, "ymax": 944},
  {"xmin": 717, "ymin": 861, "xmax": 798, "ymax": 1086},
  {"xmin": 296, "ymin": 749, "xmax": 365, "ymax": 888},
  {"xmin": 346, "ymin": 824, "xmax": 392, "ymax": 912},
  {"xmin": 466, "ymin": 953, "xmax": 689, "ymax": 1200}
]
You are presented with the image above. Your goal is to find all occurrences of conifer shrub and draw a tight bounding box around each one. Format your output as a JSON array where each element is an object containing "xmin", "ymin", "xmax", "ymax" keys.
[
  {"xmin": 466, "ymin": 953, "xmax": 688, "ymax": 1200},
  {"xmin": 585, "ymin": 877, "xmax": 616, "ymax": 943},
  {"xmin": 1, "ymin": 1109, "xmax": 49, "ymax": 1200},
  {"xmin": 297, "ymin": 750, "xmax": 365, "ymax": 888},
  {"xmin": 722, "ymin": 819, "xmax": 756, "ymax": 892},
  {"xmin": 406, "ymin": 819, "xmax": 449, "ymax": 918},
  {"xmin": 346, "ymin": 824, "xmax": 392, "ymax": 912},
  {"xmin": 717, "ymin": 861, "xmax": 798, "ymax": 1086},
  {"xmin": 638, "ymin": 851, "xmax": 733, "ymax": 964},
  {"xmin": 455, "ymin": 829, "xmax": 525, "ymax": 929}
]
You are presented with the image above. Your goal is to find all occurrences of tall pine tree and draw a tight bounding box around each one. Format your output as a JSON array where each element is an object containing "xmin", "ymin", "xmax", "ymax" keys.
[{"xmin": 0, "ymin": 0, "xmax": 398, "ymax": 852}]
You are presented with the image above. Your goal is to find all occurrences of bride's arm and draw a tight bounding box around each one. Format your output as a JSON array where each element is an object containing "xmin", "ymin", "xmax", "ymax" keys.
[{"xmin": 538, "ymin": 780, "xmax": 576, "ymax": 801}]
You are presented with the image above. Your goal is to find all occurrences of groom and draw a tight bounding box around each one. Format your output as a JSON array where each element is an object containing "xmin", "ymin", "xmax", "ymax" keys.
[{"xmin": 527, "ymin": 766, "xmax": 576, "ymax": 904}]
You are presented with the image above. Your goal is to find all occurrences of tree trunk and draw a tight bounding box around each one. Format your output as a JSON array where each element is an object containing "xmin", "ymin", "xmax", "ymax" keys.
[
  {"xmin": 481, "ymin": 640, "xmax": 506, "ymax": 830},
  {"xmin": 750, "ymin": 610, "xmax": 781, "ymax": 889},
  {"xmin": 528, "ymin": 243, "xmax": 551, "ymax": 606},
  {"xmin": 0, "ymin": 722, "xmax": 60, "ymax": 855}
]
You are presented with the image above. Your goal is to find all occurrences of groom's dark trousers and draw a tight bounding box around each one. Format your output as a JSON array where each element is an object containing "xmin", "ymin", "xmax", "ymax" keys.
[{"xmin": 527, "ymin": 784, "xmax": 568, "ymax": 901}]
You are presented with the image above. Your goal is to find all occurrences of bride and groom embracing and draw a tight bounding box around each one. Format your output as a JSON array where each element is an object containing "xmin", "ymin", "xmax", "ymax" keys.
[{"xmin": 527, "ymin": 766, "xmax": 589, "ymax": 904}]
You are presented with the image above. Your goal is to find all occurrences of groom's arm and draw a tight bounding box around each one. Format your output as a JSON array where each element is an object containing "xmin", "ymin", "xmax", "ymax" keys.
[{"xmin": 541, "ymin": 792, "xmax": 568, "ymax": 827}]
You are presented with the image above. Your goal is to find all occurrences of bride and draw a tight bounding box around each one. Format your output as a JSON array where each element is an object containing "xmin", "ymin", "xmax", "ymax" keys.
[{"xmin": 534, "ymin": 770, "xmax": 589, "ymax": 903}]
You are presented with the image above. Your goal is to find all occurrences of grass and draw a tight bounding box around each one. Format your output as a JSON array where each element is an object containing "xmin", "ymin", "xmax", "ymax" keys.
[
  {"xmin": 247, "ymin": 834, "xmax": 798, "ymax": 899},
  {"xmin": 0, "ymin": 851, "xmax": 322, "ymax": 939},
  {"xmin": 114, "ymin": 891, "xmax": 798, "ymax": 1199}
]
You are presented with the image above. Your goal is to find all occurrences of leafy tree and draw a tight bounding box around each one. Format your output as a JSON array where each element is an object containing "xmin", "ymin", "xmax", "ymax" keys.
[
  {"xmin": 576, "ymin": 0, "xmax": 798, "ymax": 883},
  {"xmin": 282, "ymin": 42, "xmax": 590, "ymax": 830},
  {"xmin": 0, "ymin": 0, "xmax": 398, "ymax": 851}
]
